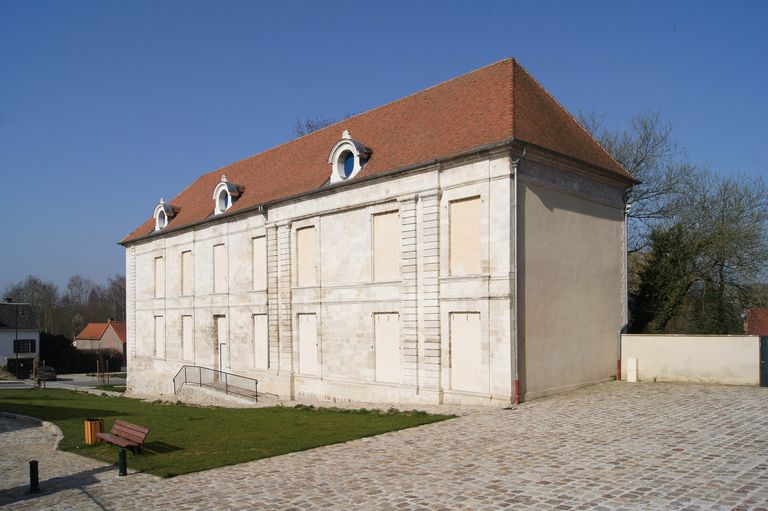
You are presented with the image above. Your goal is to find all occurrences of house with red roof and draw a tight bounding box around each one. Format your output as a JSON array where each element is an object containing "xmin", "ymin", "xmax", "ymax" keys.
[
  {"xmin": 74, "ymin": 320, "xmax": 126, "ymax": 358},
  {"xmin": 744, "ymin": 308, "xmax": 768, "ymax": 337},
  {"xmin": 120, "ymin": 58, "xmax": 636, "ymax": 405}
]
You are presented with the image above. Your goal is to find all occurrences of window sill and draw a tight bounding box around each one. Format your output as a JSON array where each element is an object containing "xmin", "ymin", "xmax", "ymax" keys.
[{"xmin": 440, "ymin": 274, "xmax": 491, "ymax": 282}]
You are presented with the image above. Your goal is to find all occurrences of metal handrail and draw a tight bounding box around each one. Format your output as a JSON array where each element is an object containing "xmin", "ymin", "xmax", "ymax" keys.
[{"xmin": 173, "ymin": 365, "xmax": 258, "ymax": 401}]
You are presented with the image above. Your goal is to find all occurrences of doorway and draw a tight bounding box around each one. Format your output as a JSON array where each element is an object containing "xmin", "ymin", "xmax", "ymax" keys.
[{"xmin": 214, "ymin": 315, "xmax": 228, "ymax": 373}]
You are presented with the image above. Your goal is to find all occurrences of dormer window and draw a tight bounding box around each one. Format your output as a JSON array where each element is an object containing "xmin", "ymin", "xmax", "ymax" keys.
[
  {"xmin": 328, "ymin": 130, "xmax": 372, "ymax": 184},
  {"xmin": 213, "ymin": 174, "xmax": 240, "ymax": 215},
  {"xmin": 153, "ymin": 198, "xmax": 175, "ymax": 231}
]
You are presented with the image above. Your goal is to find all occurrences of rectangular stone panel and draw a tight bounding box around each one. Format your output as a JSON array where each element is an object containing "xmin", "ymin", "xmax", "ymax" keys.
[
  {"xmin": 213, "ymin": 244, "xmax": 228, "ymax": 294},
  {"xmin": 252, "ymin": 236, "xmax": 267, "ymax": 290},
  {"xmin": 296, "ymin": 227, "xmax": 317, "ymax": 287},
  {"xmin": 181, "ymin": 250, "xmax": 193, "ymax": 296},
  {"xmin": 182, "ymin": 314, "xmax": 194, "ymax": 362},
  {"xmin": 373, "ymin": 211, "xmax": 401, "ymax": 282},
  {"xmin": 154, "ymin": 256, "xmax": 165, "ymax": 298},
  {"xmin": 253, "ymin": 314, "xmax": 269, "ymax": 370},
  {"xmin": 450, "ymin": 312, "xmax": 486, "ymax": 393},
  {"xmin": 375, "ymin": 313, "xmax": 401, "ymax": 383},
  {"xmin": 449, "ymin": 197, "xmax": 481, "ymax": 275}
]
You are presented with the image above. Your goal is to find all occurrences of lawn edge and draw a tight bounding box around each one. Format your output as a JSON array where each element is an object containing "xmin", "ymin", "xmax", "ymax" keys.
[{"xmin": 0, "ymin": 411, "xmax": 65, "ymax": 449}]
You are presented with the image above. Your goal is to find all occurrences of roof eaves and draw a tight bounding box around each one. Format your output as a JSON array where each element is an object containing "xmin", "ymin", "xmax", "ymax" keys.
[{"xmin": 119, "ymin": 137, "xmax": 518, "ymax": 246}]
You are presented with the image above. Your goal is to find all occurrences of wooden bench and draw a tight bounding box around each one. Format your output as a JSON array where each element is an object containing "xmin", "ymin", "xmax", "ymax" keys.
[{"xmin": 96, "ymin": 420, "xmax": 150, "ymax": 454}]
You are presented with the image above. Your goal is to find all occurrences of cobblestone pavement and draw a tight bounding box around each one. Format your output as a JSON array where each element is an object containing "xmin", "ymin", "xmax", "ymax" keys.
[{"xmin": 1, "ymin": 382, "xmax": 767, "ymax": 510}]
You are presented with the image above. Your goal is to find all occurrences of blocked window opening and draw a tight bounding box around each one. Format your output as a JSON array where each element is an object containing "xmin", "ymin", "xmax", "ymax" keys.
[
  {"xmin": 298, "ymin": 313, "xmax": 319, "ymax": 376},
  {"xmin": 154, "ymin": 315, "xmax": 165, "ymax": 359},
  {"xmin": 373, "ymin": 211, "xmax": 400, "ymax": 282},
  {"xmin": 181, "ymin": 250, "xmax": 193, "ymax": 296},
  {"xmin": 449, "ymin": 197, "xmax": 482, "ymax": 275},
  {"xmin": 253, "ymin": 314, "xmax": 269, "ymax": 370},
  {"xmin": 154, "ymin": 256, "xmax": 165, "ymax": 298},
  {"xmin": 213, "ymin": 244, "xmax": 228, "ymax": 293},
  {"xmin": 296, "ymin": 227, "xmax": 317, "ymax": 287},
  {"xmin": 182, "ymin": 315, "xmax": 194, "ymax": 362},
  {"xmin": 449, "ymin": 312, "xmax": 487, "ymax": 393},
  {"xmin": 252, "ymin": 236, "xmax": 267, "ymax": 290},
  {"xmin": 374, "ymin": 313, "xmax": 400, "ymax": 383}
]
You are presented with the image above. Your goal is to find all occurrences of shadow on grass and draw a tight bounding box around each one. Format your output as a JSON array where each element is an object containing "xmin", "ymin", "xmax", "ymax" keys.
[
  {"xmin": 142, "ymin": 441, "xmax": 184, "ymax": 455},
  {"xmin": 0, "ymin": 465, "xmax": 114, "ymax": 507},
  {"xmin": 0, "ymin": 405, "xmax": 124, "ymax": 423}
]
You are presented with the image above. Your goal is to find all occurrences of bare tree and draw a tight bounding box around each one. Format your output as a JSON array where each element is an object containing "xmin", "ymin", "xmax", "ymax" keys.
[
  {"xmin": 292, "ymin": 112, "xmax": 355, "ymax": 137},
  {"xmin": 630, "ymin": 170, "xmax": 768, "ymax": 333},
  {"xmin": 4, "ymin": 276, "xmax": 62, "ymax": 333},
  {"xmin": 105, "ymin": 274, "xmax": 126, "ymax": 322},
  {"xmin": 4, "ymin": 274, "xmax": 126, "ymax": 337},
  {"xmin": 675, "ymin": 171, "xmax": 768, "ymax": 331},
  {"xmin": 578, "ymin": 111, "xmax": 695, "ymax": 252}
]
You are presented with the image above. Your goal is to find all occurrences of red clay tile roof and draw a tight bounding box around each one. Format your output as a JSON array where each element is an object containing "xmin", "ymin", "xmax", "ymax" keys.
[
  {"xmin": 744, "ymin": 308, "xmax": 768, "ymax": 336},
  {"xmin": 75, "ymin": 323, "xmax": 109, "ymax": 341},
  {"xmin": 110, "ymin": 322, "xmax": 127, "ymax": 343},
  {"xmin": 75, "ymin": 321, "xmax": 127, "ymax": 342},
  {"xmin": 122, "ymin": 59, "xmax": 632, "ymax": 243}
]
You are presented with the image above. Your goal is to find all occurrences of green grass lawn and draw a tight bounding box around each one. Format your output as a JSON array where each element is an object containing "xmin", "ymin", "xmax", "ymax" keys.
[
  {"xmin": 0, "ymin": 389, "xmax": 452, "ymax": 478},
  {"xmin": 95, "ymin": 384, "xmax": 126, "ymax": 393}
]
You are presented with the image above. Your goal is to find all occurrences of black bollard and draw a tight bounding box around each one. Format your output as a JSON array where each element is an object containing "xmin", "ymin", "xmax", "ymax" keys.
[
  {"xmin": 118, "ymin": 448, "xmax": 127, "ymax": 476},
  {"xmin": 29, "ymin": 460, "xmax": 40, "ymax": 493}
]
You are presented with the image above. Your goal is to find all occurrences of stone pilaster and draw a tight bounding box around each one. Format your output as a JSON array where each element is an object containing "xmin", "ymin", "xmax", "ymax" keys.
[
  {"xmin": 418, "ymin": 190, "xmax": 441, "ymax": 392},
  {"xmin": 398, "ymin": 195, "xmax": 418, "ymax": 388},
  {"xmin": 126, "ymin": 245, "xmax": 136, "ymax": 361},
  {"xmin": 266, "ymin": 224, "xmax": 279, "ymax": 370},
  {"xmin": 276, "ymin": 222, "xmax": 293, "ymax": 375}
]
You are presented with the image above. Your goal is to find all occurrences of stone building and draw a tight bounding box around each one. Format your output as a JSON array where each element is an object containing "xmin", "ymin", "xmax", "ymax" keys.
[{"xmin": 121, "ymin": 59, "xmax": 635, "ymax": 405}]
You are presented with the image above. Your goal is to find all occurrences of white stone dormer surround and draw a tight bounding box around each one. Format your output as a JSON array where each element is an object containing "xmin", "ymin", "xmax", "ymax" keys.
[
  {"xmin": 153, "ymin": 198, "xmax": 175, "ymax": 231},
  {"xmin": 212, "ymin": 175, "xmax": 240, "ymax": 215},
  {"xmin": 328, "ymin": 130, "xmax": 372, "ymax": 184}
]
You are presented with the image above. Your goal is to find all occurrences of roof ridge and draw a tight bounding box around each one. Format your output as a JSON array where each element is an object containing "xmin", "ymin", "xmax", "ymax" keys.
[
  {"xmin": 512, "ymin": 61, "xmax": 628, "ymax": 176},
  {"xmin": 123, "ymin": 58, "xmax": 636, "ymax": 244},
  {"xmin": 510, "ymin": 58, "xmax": 516, "ymax": 140},
  {"xmin": 188, "ymin": 59, "xmax": 518, "ymax": 186}
]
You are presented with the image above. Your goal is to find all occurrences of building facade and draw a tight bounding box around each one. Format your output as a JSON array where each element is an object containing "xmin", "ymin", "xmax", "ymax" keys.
[
  {"xmin": 0, "ymin": 302, "xmax": 40, "ymax": 377},
  {"xmin": 121, "ymin": 59, "xmax": 634, "ymax": 405},
  {"xmin": 74, "ymin": 320, "xmax": 126, "ymax": 359}
]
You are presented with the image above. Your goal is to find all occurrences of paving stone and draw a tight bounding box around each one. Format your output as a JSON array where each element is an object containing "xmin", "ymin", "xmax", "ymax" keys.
[{"xmin": 1, "ymin": 382, "xmax": 767, "ymax": 510}]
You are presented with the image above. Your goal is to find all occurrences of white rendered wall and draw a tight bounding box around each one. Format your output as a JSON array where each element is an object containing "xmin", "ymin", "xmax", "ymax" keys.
[
  {"xmin": 621, "ymin": 334, "xmax": 760, "ymax": 385},
  {"xmin": 0, "ymin": 330, "xmax": 40, "ymax": 366}
]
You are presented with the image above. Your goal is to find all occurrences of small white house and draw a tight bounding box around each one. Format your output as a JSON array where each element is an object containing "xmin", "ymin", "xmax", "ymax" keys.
[{"xmin": 0, "ymin": 301, "xmax": 40, "ymax": 377}]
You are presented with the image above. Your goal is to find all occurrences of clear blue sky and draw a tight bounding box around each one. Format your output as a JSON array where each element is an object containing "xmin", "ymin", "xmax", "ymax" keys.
[{"xmin": 1, "ymin": 0, "xmax": 766, "ymax": 291}]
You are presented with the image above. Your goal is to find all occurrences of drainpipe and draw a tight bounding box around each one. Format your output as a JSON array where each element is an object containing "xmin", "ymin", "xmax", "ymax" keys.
[
  {"xmin": 512, "ymin": 146, "xmax": 526, "ymax": 405},
  {"xmin": 617, "ymin": 197, "xmax": 632, "ymax": 381}
]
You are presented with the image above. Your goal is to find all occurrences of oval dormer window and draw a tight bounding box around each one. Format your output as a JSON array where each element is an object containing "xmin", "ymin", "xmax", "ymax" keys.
[
  {"xmin": 213, "ymin": 174, "xmax": 240, "ymax": 215},
  {"xmin": 328, "ymin": 130, "xmax": 372, "ymax": 184},
  {"xmin": 342, "ymin": 151, "xmax": 355, "ymax": 178},
  {"xmin": 218, "ymin": 189, "xmax": 230, "ymax": 212},
  {"xmin": 157, "ymin": 210, "xmax": 167, "ymax": 229}
]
